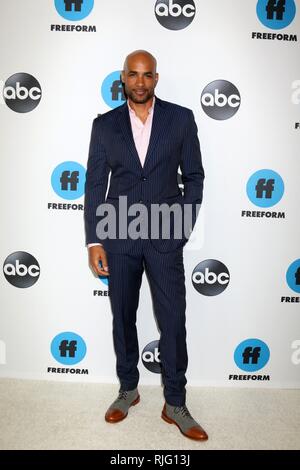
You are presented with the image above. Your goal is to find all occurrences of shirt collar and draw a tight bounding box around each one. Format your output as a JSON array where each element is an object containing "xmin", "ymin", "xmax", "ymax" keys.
[{"xmin": 127, "ymin": 96, "xmax": 156, "ymax": 115}]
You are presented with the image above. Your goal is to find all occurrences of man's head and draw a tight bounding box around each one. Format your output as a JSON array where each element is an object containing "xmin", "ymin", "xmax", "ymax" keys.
[{"xmin": 122, "ymin": 50, "xmax": 159, "ymax": 105}]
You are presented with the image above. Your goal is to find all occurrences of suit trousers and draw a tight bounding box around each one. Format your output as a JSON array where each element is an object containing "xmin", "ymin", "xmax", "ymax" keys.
[{"xmin": 106, "ymin": 238, "xmax": 188, "ymax": 407}]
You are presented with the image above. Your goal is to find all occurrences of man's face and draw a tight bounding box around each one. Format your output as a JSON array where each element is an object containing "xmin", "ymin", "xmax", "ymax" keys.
[{"xmin": 122, "ymin": 54, "xmax": 158, "ymax": 104}]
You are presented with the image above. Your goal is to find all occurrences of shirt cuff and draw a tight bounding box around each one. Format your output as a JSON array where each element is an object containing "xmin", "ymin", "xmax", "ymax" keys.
[{"xmin": 87, "ymin": 243, "xmax": 102, "ymax": 248}]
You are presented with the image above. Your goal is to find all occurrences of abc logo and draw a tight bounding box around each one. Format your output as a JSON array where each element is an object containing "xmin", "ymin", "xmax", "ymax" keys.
[
  {"xmin": 141, "ymin": 340, "xmax": 162, "ymax": 373},
  {"xmin": 3, "ymin": 73, "xmax": 42, "ymax": 113},
  {"xmin": 155, "ymin": 0, "xmax": 196, "ymax": 30},
  {"xmin": 3, "ymin": 251, "xmax": 40, "ymax": 288},
  {"xmin": 192, "ymin": 259, "xmax": 230, "ymax": 296},
  {"xmin": 201, "ymin": 80, "xmax": 241, "ymax": 120}
]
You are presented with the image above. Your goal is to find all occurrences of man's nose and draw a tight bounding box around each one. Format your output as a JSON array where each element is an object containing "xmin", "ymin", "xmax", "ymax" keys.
[{"xmin": 136, "ymin": 75, "xmax": 145, "ymax": 86}]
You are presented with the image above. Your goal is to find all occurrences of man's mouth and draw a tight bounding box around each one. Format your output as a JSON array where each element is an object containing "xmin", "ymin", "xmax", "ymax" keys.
[{"xmin": 134, "ymin": 89, "xmax": 147, "ymax": 95}]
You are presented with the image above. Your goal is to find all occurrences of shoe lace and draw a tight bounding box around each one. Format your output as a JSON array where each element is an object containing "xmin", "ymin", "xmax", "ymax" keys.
[
  {"xmin": 175, "ymin": 405, "xmax": 192, "ymax": 418},
  {"xmin": 118, "ymin": 391, "xmax": 128, "ymax": 400}
]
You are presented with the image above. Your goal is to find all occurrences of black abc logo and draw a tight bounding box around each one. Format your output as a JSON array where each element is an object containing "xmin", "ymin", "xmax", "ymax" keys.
[
  {"xmin": 192, "ymin": 259, "xmax": 230, "ymax": 296},
  {"xmin": 201, "ymin": 80, "xmax": 241, "ymax": 120},
  {"xmin": 155, "ymin": 0, "xmax": 196, "ymax": 30},
  {"xmin": 3, "ymin": 251, "xmax": 40, "ymax": 288},
  {"xmin": 141, "ymin": 340, "xmax": 162, "ymax": 373},
  {"xmin": 3, "ymin": 73, "xmax": 42, "ymax": 113}
]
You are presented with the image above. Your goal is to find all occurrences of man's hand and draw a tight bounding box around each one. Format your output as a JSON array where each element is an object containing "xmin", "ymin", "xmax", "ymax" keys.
[{"xmin": 88, "ymin": 245, "xmax": 109, "ymax": 276}]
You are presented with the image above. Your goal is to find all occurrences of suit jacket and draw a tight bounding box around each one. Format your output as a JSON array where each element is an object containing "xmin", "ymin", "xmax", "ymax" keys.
[{"xmin": 84, "ymin": 97, "xmax": 204, "ymax": 253}]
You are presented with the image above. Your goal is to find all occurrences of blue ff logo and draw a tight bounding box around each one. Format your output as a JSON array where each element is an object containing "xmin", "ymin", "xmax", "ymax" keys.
[
  {"xmin": 54, "ymin": 0, "xmax": 94, "ymax": 21},
  {"xmin": 256, "ymin": 0, "xmax": 296, "ymax": 29},
  {"xmin": 286, "ymin": 259, "xmax": 300, "ymax": 293},
  {"xmin": 246, "ymin": 169, "xmax": 284, "ymax": 207},
  {"xmin": 51, "ymin": 161, "xmax": 86, "ymax": 200},
  {"xmin": 234, "ymin": 339, "xmax": 270, "ymax": 372},
  {"xmin": 51, "ymin": 332, "xmax": 87, "ymax": 365},
  {"xmin": 101, "ymin": 71, "xmax": 126, "ymax": 109}
]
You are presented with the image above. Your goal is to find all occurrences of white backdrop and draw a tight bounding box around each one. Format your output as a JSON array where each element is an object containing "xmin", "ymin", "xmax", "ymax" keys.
[{"xmin": 0, "ymin": 0, "xmax": 299, "ymax": 388}]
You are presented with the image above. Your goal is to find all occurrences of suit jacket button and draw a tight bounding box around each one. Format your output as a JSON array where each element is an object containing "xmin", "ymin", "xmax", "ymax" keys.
[{"xmin": 141, "ymin": 177, "xmax": 147, "ymax": 181}]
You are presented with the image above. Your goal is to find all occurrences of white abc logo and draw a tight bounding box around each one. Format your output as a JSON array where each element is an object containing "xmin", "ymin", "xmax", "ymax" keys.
[
  {"xmin": 3, "ymin": 82, "xmax": 41, "ymax": 100},
  {"xmin": 291, "ymin": 80, "xmax": 300, "ymax": 105},
  {"xmin": 156, "ymin": 0, "xmax": 195, "ymax": 17},
  {"xmin": 201, "ymin": 89, "xmax": 240, "ymax": 108},
  {"xmin": 192, "ymin": 268, "xmax": 229, "ymax": 285},
  {"xmin": 291, "ymin": 339, "xmax": 300, "ymax": 365},
  {"xmin": 4, "ymin": 260, "xmax": 40, "ymax": 277},
  {"xmin": 142, "ymin": 348, "xmax": 161, "ymax": 363}
]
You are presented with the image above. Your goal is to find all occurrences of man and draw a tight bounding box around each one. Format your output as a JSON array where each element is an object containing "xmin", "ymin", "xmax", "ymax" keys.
[{"xmin": 84, "ymin": 50, "xmax": 207, "ymax": 441}]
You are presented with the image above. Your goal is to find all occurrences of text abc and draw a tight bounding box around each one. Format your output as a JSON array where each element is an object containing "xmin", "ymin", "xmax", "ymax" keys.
[
  {"xmin": 156, "ymin": 0, "xmax": 195, "ymax": 18},
  {"xmin": 202, "ymin": 89, "xmax": 240, "ymax": 108},
  {"xmin": 193, "ymin": 268, "xmax": 229, "ymax": 285},
  {"xmin": 3, "ymin": 82, "xmax": 41, "ymax": 100},
  {"xmin": 142, "ymin": 348, "xmax": 161, "ymax": 362},
  {"xmin": 4, "ymin": 260, "xmax": 40, "ymax": 277}
]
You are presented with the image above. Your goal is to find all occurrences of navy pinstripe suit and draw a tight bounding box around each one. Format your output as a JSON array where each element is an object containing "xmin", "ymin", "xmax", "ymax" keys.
[{"xmin": 84, "ymin": 97, "xmax": 204, "ymax": 406}]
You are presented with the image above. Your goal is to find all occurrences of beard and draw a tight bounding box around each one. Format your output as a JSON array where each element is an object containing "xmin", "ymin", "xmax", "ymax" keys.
[{"xmin": 124, "ymin": 86, "xmax": 155, "ymax": 104}]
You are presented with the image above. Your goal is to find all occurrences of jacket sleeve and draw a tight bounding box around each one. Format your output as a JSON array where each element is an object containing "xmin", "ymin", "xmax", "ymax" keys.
[
  {"xmin": 84, "ymin": 118, "xmax": 110, "ymax": 245},
  {"xmin": 179, "ymin": 110, "xmax": 205, "ymax": 237}
]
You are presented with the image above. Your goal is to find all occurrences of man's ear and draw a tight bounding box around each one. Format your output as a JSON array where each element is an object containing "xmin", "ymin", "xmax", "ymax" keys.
[
  {"xmin": 155, "ymin": 73, "xmax": 159, "ymax": 84},
  {"xmin": 121, "ymin": 71, "xmax": 125, "ymax": 83}
]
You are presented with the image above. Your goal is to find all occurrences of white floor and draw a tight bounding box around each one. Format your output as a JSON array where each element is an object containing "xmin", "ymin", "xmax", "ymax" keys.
[{"xmin": 0, "ymin": 379, "xmax": 299, "ymax": 450}]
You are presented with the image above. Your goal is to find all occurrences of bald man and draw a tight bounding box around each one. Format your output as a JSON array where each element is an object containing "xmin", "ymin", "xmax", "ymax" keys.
[{"xmin": 84, "ymin": 50, "xmax": 207, "ymax": 441}]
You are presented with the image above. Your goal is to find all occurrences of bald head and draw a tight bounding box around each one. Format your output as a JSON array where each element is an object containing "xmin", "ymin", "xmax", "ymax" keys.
[
  {"xmin": 121, "ymin": 50, "xmax": 159, "ymax": 105},
  {"xmin": 123, "ymin": 50, "xmax": 157, "ymax": 73}
]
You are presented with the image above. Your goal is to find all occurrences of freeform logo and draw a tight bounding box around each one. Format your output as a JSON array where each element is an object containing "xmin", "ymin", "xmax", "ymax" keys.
[
  {"xmin": 155, "ymin": 0, "xmax": 196, "ymax": 30},
  {"xmin": 192, "ymin": 259, "xmax": 230, "ymax": 296},
  {"xmin": 142, "ymin": 340, "xmax": 162, "ymax": 373},
  {"xmin": 2, "ymin": 73, "xmax": 42, "ymax": 113},
  {"xmin": 201, "ymin": 80, "xmax": 241, "ymax": 120},
  {"xmin": 101, "ymin": 71, "xmax": 125, "ymax": 109},
  {"xmin": 3, "ymin": 252, "xmax": 40, "ymax": 288},
  {"xmin": 51, "ymin": 161, "xmax": 86, "ymax": 200},
  {"xmin": 291, "ymin": 340, "xmax": 300, "ymax": 365},
  {"xmin": 286, "ymin": 259, "xmax": 300, "ymax": 294},
  {"xmin": 54, "ymin": 0, "xmax": 94, "ymax": 21},
  {"xmin": 51, "ymin": 332, "xmax": 87, "ymax": 365},
  {"xmin": 256, "ymin": 0, "xmax": 296, "ymax": 29},
  {"xmin": 234, "ymin": 338, "xmax": 270, "ymax": 372},
  {"xmin": 246, "ymin": 169, "xmax": 284, "ymax": 208}
]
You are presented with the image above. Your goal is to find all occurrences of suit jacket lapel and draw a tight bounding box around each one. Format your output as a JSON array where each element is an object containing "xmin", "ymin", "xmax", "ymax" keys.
[
  {"xmin": 117, "ymin": 103, "xmax": 142, "ymax": 170},
  {"xmin": 143, "ymin": 98, "xmax": 166, "ymax": 169}
]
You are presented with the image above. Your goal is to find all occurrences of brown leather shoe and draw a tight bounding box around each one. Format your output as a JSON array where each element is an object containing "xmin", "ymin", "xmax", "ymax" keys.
[
  {"xmin": 162, "ymin": 403, "xmax": 208, "ymax": 441},
  {"xmin": 105, "ymin": 389, "xmax": 140, "ymax": 423}
]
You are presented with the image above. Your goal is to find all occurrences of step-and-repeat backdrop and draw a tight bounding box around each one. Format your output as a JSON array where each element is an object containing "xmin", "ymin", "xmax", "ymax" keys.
[{"xmin": 0, "ymin": 0, "xmax": 299, "ymax": 388}]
